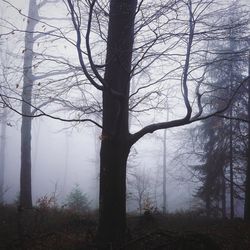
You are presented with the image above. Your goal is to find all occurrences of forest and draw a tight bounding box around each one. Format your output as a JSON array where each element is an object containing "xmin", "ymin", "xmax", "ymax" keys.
[{"xmin": 0, "ymin": 0, "xmax": 250, "ymax": 249}]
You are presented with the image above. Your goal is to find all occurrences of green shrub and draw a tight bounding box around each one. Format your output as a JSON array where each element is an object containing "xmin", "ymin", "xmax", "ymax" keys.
[{"xmin": 64, "ymin": 185, "xmax": 90, "ymax": 214}]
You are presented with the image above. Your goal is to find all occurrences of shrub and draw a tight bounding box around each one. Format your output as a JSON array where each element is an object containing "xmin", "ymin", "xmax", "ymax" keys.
[
  {"xmin": 36, "ymin": 194, "xmax": 57, "ymax": 210},
  {"xmin": 64, "ymin": 185, "xmax": 90, "ymax": 214}
]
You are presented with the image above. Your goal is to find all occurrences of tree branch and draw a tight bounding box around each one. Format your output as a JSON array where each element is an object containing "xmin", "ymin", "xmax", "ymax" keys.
[{"xmin": 67, "ymin": 0, "xmax": 104, "ymax": 91}]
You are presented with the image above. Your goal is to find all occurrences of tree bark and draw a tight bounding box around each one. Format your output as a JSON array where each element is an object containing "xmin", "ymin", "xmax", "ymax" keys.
[
  {"xmin": 97, "ymin": 0, "xmax": 137, "ymax": 247},
  {"xmin": 20, "ymin": 0, "xmax": 38, "ymax": 209}
]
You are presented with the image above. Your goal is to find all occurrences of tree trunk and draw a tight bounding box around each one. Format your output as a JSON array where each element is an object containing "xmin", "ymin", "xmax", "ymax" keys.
[
  {"xmin": 221, "ymin": 171, "xmax": 226, "ymax": 218},
  {"xmin": 0, "ymin": 108, "xmax": 7, "ymax": 204},
  {"xmin": 20, "ymin": 0, "xmax": 38, "ymax": 209},
  {"xmin": 162, "ymin": 129, "xmax": 167, "ymax": 214},
  {"xmin": 244, "ymin": 52, "xmax": 250, "ymax": 220},
  {"xmin": 228, "ymin": 27, "xmax": 235, "ymax": 219},
  {"xmin": 229, "ymin": 114, "xmax": 234, "ymax": 219},
  {"xmin": 98, "ymin": 141, "xmax": 129, "ymax": 247},
  {"xmin": 205, "ymin": 192, "xmax": 210, "ymax": 217},
  {"xmin": 97, "ymin": 0, "xmax": 137, "ymax": 247},
  {"xmin": 139, "ymin": 195, "xmax": 142, "ymax": 215}
]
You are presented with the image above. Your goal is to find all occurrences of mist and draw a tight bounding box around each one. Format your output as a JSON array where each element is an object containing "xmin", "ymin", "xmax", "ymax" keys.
[{"xmin": 1, "ymin": 0, "xmax": 250, "ymax": 249}]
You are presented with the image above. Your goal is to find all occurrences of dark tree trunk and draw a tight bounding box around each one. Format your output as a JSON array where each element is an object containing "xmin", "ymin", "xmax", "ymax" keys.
[
  {"xmin": 205, "ymin": 192, "xmax": 211, "ymax": 217},
  {"xmin": 244, "ymin": 52, "xmax": 250, "ymax": 220},
  {"xmin": 97, "ymin": 0, "xmax": 137, "ymax": 247},
  {"xmin": 229, "ymin": 116, "xmax": 234, "ymax": 219},
  {"xmin": 228, "ymin": 30, "xmax": 235, "ymax": 219},
  {"xmin": 20, "ymin": 118, "xmax": 33, "ymax": 208},
  {"xmin": 20, "ymin": 0, "xmax": 38, "ymax": 209},
  {"xmin": 221, "ymin": 172, "xmax": 226, "ymax": 218},
  {"xmin": 98, "ymin": 141, "xmax": 129, "ymax": 246}
]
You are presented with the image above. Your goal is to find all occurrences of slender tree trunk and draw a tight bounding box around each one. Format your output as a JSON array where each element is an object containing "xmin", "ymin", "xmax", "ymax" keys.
[
  {"xmin": 229, "ymin": 112, "xmax": 234, "ymax": 219},
  {"xmin": 62, "ymin": 132, "xmax": 69, "ymax": 198},
  {"xmin": 221, "ymin": 171, "xmax": 226, "ymax": 218},
  {"xmin": 162, "ymin": 129, "xmax": 167, "ymax": 214},
  {"xmin": 228, "ymin": 27, "xmax": 235, "ymax": 219},
  {"xmin": 0, "ymin": 108, "xmax": 7, "ymax": 204},
  {"xmin": 139, "ymin": 195, "xmax": 142, "ymax": 215},
  {"xmin": 94, "ymin": 126, "xmax": 101, "ymax": 208},
  {"xmin": 205, "ymin": 192, "xmax": 210, "ymax": 217},
  {"xmin": 97, "ymin": 0, "xmax": 137, "ymax": 247},
  {"xmin": 244, "ymin": 52, "xmax": 250, "ymax": 220},
  {"xmin": 20, "ymin": 0, "xmax": 38, "ymax": 209}
]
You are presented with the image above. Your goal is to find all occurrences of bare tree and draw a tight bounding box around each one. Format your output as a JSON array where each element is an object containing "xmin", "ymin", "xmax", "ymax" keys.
[
  {"xmin": 20, "ymin": 0, "xmax": 63, "ymax": 208},
  {"xmin": 2, "ymin": 0, "xmax": 83, "ymax": 208},
  {"xmin": 65, "ymin": 0, "xmax": 249, "ymax": 245},
  {"xmin": 127, "ymin": 167, "xmax": 153, "ymax": 215},
  {"xmin": 19, "ymin": 0, "xmax": 40, "ymax": 209}
]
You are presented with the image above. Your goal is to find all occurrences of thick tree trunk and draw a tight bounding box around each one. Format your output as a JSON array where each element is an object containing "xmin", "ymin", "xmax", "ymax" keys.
[
  {"xmin": 0, "ymin": 108, "xmax": 7, "ymax": 204},
  {"xmin": 98, "ymin": 141, "xmax": 129, "ymax": 246},
  {"xmin": 97, "ymin": 0, "xmax": 137, "ymax": 247},
  {"xmin": 244, "ymin": 52, "xmax": 250, "ymax": 220},
  {"xmin": 20, "ymin": 0, "xmax": 38, "ymax": 209}
]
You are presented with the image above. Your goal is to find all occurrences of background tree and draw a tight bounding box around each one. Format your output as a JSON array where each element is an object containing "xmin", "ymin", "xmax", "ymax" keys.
[
  {"xmin": 192, "ymin": 117, "xmax": 229, "ymax": 217},
  {"xmin": 0, "ymin": 108, "xmax": 7, "ymax": 204},
  {"xmin": 20, "ymin": 0, "xmax": 40, "ymax": 209},
  {"xmin": 20, "ymin": 0, "xmax": 66, "ymax": 209},
  {"xmin": 65, "ymin": 184, "xmax": 90, "ymax": 214},
  {"xmin": 245, "ymin": 50, "xmax": 250, "ymax": 220},
  {"xmin": 0, "ymin": 36, "xmax": 13, "ymax": 205},
  {"xmin": 2, "ymin": 0, "xmax": 86, "ymax": 209},
  {"xmin": 127, "ymin": 167, "xmax": 154, "ymax": 215},
  {"xmin": 188, "ymin": 2, "xmax": 249, "ymax": 218}
]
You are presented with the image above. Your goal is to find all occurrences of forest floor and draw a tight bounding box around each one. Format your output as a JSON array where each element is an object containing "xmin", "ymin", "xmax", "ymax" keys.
[{"xmin": 0, "ymin": 205, "xmax": 250, "ymax": 250}]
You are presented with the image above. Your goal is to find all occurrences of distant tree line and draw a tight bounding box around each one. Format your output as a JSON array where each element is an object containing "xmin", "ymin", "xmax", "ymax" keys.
[{"xmin": 189, "ymin": 2, "xmax": 250, "ymax": 219}]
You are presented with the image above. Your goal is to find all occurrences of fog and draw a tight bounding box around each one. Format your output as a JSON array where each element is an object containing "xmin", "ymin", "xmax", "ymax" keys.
[
  {"xmin": 4, "ymin": 117, "xmax": 97, "ymax": 204},
  {"xmin": 1, "ymin": 0, "xmax": 249, "ymax": 218},
  {"xmin": 3, "ymin": 111, "xmax": 195, "ymax": 212},
  {"xmin": 2, "ymin": 1, "xmax": 250, "ymax": 249}
]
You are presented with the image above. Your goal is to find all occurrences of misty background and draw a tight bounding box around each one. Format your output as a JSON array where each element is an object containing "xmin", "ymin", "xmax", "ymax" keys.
[
  {"xmin": 4, "ymin": 112, "xmax": 195, "ymax": 212},
  {"xmin": 1, "ymin": 0, "xmax": 249, "ymax": 217}
]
